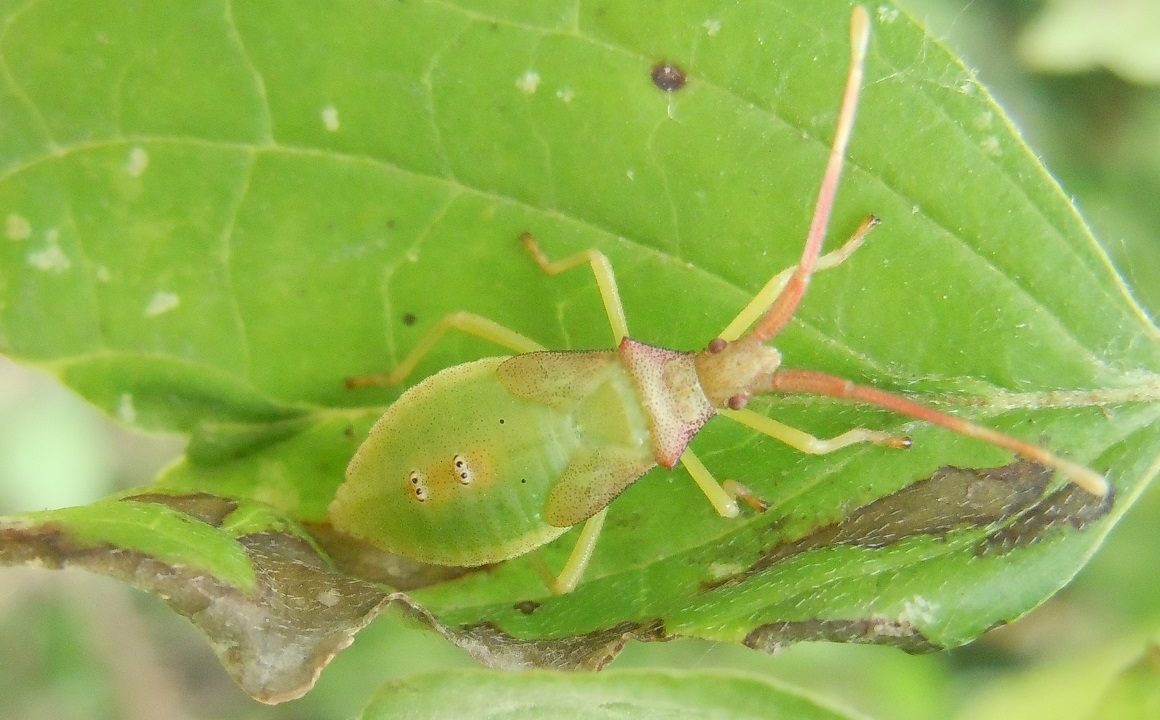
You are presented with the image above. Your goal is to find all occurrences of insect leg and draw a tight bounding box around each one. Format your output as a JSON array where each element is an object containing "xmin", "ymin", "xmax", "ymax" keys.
[
  {"xmin": 520, "ymin": 232, "xmax": 629, "ymax": 342},
  {"xmin": 719, "ymin": 215, "xmax": 879, "ymax": 342},
  {"xmin": 530, "ymin": 507, "xmax": 609, "ymax": 594},
  {"xmin": 719, "ymin": 406, "xmax": 911, "ymax": 454},
  {"xmin": 346, "ymin": 311, "xmax": 545, "ymax": 388},
  {"xmin": 770, "ymin": 368, "xmax": 1110, "ymax": 497},
  {"xmin": 681, "ymin": 450, "xmax": 770, "ymax": 516},
  {"xmin": 680, "ymin": 450, "xmax": 738, "ymax": 517}
]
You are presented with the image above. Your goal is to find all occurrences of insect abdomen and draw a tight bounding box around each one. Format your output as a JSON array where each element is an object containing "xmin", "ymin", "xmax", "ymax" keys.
[{"xmin": 331, "ymin": 353, "xmax": 655, "ymax": 567}]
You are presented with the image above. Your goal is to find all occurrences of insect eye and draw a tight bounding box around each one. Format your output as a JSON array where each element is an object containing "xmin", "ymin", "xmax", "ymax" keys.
[{"xmin": 452, "ymin": 454, "xmax": 473, "ymax": 485}]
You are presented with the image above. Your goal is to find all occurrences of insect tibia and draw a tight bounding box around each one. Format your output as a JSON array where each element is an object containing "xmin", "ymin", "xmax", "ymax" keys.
[{"xmin": 693, "ymin": 336, "xmax": 783, "ymax": 410}]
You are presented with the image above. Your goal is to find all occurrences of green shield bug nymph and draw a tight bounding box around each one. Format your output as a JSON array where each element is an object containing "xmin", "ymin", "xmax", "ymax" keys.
[{"xmin": 329, "ymin": 6, "xmax": 1109, "ymax": 595}]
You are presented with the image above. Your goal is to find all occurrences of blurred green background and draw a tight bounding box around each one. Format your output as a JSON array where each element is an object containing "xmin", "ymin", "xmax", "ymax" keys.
[{"xmin": 2, "ymin": 1, "xmax": 1158, "ymax": 718}]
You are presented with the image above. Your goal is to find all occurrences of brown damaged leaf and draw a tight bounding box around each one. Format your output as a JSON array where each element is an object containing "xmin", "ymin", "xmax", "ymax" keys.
[
  {"xmin": 0, "ymin": 493, "xmax": 389, "ymax": 703},
  {"xmin": 1, "ymin": 465, "xmax": 1111, "ymax": 702},
  {"xmin": 0, "ymin": 492, "xmax": 678, "ymax": 702},
  {"xmin": 592, "ymin": 461, "xmax": 1105, "ymax": 658},
  {"xmin": 744, "ymin": 617, "xmax": 936, "ymax": 655},
  {"xmin": 334, "ymin": 457, "xmax": 1112, "ymax": 670},
  {"xmin": 712, "ymin": 460, "xmax": 1113, "ymax": 590},
  {"xmin": 368, "ymin": 460, "xmax": 1116, "ymax": 674},
  {"xmin": 444, "ymin": 619, "xmax": 669, "ymax": 671}
]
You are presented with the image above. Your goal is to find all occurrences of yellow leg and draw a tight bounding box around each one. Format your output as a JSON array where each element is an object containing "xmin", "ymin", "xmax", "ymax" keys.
[
  {"xmin": 530, "ymin": 507, "xmax": 609, "ymax": 595},
  {"xmin": 346, "ymin": 311, "xmax": 545, "ymax": 388},
  {"xmin": 719, "ymin": 215, "xmax": 879, "ymax": 342},
  {"xmin": 680, "ymin": 449, "xmax": 769, "ymax": 516},
  {"xmin": 681, "ymin": 410, "xmax": 906, "ymax": 516},
  {"xmin": 720, "ymin": 407, "xmax": 911, "ymax": 453},
  {"xmin": 521, "ymin": 232, "xmax": 629, "ymax": 343}
]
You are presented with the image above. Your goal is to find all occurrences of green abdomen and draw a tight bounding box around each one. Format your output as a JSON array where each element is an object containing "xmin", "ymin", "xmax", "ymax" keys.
[{"xmin": 331, "ymin": 353, "xmax": 651, "ymax": 567}]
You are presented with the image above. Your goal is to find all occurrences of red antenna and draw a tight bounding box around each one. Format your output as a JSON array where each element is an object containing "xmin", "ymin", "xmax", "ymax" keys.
[
  {"xmin": 727, "ymin": 7, "xmax": 1109, "ymax": 499},
  {"xmin": 751, "ymin": 6, "xmax": 871, "ymax": 343}
]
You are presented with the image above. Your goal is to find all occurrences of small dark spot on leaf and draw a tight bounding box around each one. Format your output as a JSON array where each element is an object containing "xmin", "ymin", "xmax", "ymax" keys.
[
  {"xmin": 343, "ymin": 424, "xmax": 354, "ymax": 438},
  {"xmin": 402, "ymin": 312, "xmax": 416, "ymax": 326},
  {"xmin": 651, "ymin": 61, "xmax": 687, "ymax": 92},
  {"xmin": 521, "ymin": 478, "xmax": 527, "ymax": 484},
  {"xmin": 513, "ymin": 600, "xmax": 540, "ymax": 615},
  {"xmin": 386, "ymin": 218, "xmax": 396, "ymax": 229},
  {"xmin": 499, "ymin": 418, "xmax": 505, "ymax": 425}
]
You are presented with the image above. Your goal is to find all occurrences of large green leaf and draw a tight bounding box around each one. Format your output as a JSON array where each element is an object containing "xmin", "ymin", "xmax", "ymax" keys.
[{"xmin": 2, "ymin": 0, "xmax": 1159, "ymax": 703}]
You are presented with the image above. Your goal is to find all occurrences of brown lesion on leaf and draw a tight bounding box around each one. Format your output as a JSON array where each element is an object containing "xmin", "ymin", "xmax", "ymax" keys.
[
  {"xmin": 445, "ymin": 619, "xmax": 667, "ymax": 671},
  {"xmin": 978, "ymin": 482, "xmax": 1112, "ymax": 556},
  {"xmin": 122, "ymin": 492, "xmax": 238, "ymax": 527},
  {"xmin": 708, "ymin": 460, "xmax": 1113, "ymax": 590},
  {"xmin": 744, "ymin": 617, "xmax": 937, "ymax": 654},
  {"xmin": 1, "ymin": 499, "xmax": 675, "ymax": 700},
  {"xmin": 0, "ymin": 512, "xmax": 391, "ymax": 704}
]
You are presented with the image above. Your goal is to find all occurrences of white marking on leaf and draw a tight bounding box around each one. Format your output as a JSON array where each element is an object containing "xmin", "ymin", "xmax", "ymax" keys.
[
  {"xmin": 900, "ymin": 595, "xmax": 939, "ymax": 625},
  {"xmin": 321, "ymin": 105, "xmax": 340, "ymax": 132},
  {"xmin": 877, "ymin": 5, "xmax": 899, "ymax": 23},
  {"xmin": 707, "ymin": 561, "xmax": 744, "ymax": 580},
  {"xmin": 6, "ymin": 213, "xmax": 31, "ymax": 241},
  {"xmin": 125, "ymin": 146, "xmax": 149, "ymax": 177},
  {"xmin": 27, "ymin": 245, "xmax": 70, "ymax": 273},
  {"xmin": 316, "ymin": 589, "xmax": 341, "ymax": 607},
  {"xmin": 703, "ymin": 18, "xmax": 721, "ymax": 36},
  {"xmin": 145, "ymin": 291, "xmax": 180, "ymax": 317},
  {"xmin": 555, "ymin": 86, "xmax": 575, "ymax": 103},
  {"xmin": 516, "ymin": 70, "xmax": 541, "ymax": 94}
]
